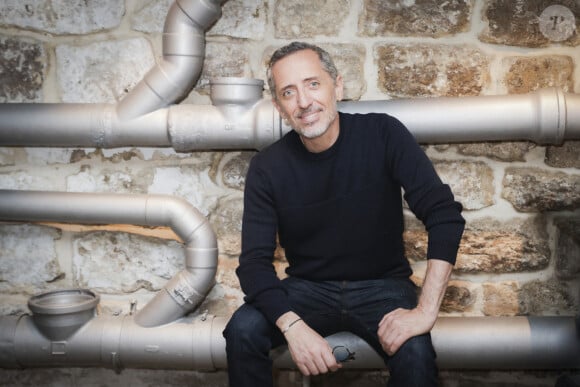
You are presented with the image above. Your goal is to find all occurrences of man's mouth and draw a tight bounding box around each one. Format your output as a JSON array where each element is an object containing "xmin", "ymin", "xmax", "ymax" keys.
[{"xmin": 298, "ymin": 108, "xmax": 321, "ymax": 125}]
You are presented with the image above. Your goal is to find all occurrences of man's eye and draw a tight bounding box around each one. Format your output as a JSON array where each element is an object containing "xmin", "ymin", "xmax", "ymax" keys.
[
  {"xmin": 281, "ymin": 90, "xmax": 294, "ymax": 98},
  {"xmin": 309, "ymin": 81, "xmax": 320, "ymax": 88}
]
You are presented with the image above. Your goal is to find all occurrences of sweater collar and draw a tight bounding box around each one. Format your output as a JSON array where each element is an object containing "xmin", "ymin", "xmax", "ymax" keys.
[{"xmin": 291, "ymin": 112, "xmax": 345, "ymax": 160}]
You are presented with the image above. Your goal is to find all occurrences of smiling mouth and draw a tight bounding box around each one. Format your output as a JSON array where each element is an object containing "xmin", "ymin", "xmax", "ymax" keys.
[{"xmin": 298, "ymin": 108, "xmax": 321, "ymax": 125}]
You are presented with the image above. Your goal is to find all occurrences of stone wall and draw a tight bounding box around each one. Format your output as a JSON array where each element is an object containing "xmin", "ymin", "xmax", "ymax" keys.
[{"xmin": 1, "ymin": 0, "xmax": 579, "ymax": 386}]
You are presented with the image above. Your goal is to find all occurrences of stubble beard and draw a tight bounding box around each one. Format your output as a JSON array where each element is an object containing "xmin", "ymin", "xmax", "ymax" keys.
[{"xmin": 295, "ymin": 106, "xmax": 338, "ymax": 140}]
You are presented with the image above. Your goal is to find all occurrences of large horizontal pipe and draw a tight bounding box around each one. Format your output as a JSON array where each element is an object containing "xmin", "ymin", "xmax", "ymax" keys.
[
  {"xmin": 0, "ymin": 88, "xmax": 578, "ymax": 149},
  {"xmin": 0, "ymin": 190, "xmax": 217, "ymax": 328},
  {"xmin": 0, "ymin": 79, "xmax": 277, "ymax": 150},
  {"xmin": 0, "ymin": 104, "xmax": 171, "ymax": 148},
  {"xmin": 339, "ymin": 87, "xmax": 580, "ymax": 145},
  {"xmin": 0, "ymin": 314, "xmax": 577, "ymax": 371},
  {"xmin": 273, "ymin": 316, "xmax": 580, "ymax": 370}
]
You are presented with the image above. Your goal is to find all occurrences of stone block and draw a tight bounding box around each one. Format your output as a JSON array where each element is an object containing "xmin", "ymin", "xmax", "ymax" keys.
[
  {"xmin": 482, "ymin": 281, "xmax": 520, "ymax": 316},
  {"xmin": 480, "ymin": 1, "xmax": 580, "ymax": 47},
  {"xmin": 73, "ymin": 231, "xmax": 183, "ymax": 293},
  {"xmin": 220, "ymin": 152, "xmax": 254, "ymax": 190},
  {"xmin": 440, "ymin": 281, "xmax": 476, "ymax": 313},
  {"xmin": 0, "ymin": 148, "xmax": 16, "ymax": 166},
  {"xmin": 273, "ymin": 0, "xmax": 350, "ymax": 38},
  {"xmin": 502, "ymin": 167, "xmax": 580, "ymax": 212},
  {"xmin": 455, "ymin": 142, "xmax": 535, "ymax": 162},
  {"xmin": 0, "ymin": 0, "xmax": 124, "ymax": 35},
  {"xmin": 24, "ymin": 148, "xmax": 79, "ymax": 166},
  {"xmin": 0, "ymin": 170, "xmax": 61, "ymax": 191},
  {"xmin": 519, "ymin": 279, "xmax": 576, "ymax": 315},
  {"xmin": 208, "ymin": 0, "xmax": 267, "ymax": 40},
  {"xmin": 0, "ymin": 36, "xmax": 45, "ymax": 103},
  {"xmin": 131, "ymin": 0, "xmax": 172, "ymax": 33},
  {"xmin": 405, "ymin": 216, "xmax": 551, "ymax": 273},
  {"xmin": 148, "ymin": 158, "xmax": 222, "ymax": 217},
  {"xmin": 374, "ymin": 43, "xmax": 489, "ymax": 97},
  {"xmin": 66, "ymin": 166, "xmax": 152, "ymax": 194},
  {"xmin": 554, "ymin": 217, "xmax": 580, "ymax": 280},
  {"xmin": 0, "ymin": 224, "xmax": 63, "ymax": 294},
  {"xmin": 56, "ymin": 38, "xmax": 155, "ymax": 103},
  {"xmin": 217, "ymin": 255, "xmax": 242, "ymax": 290},
  {"xmin": 211, "ymin": 197, "xmax": 243, "ymax": 256},
  {"xmin": 359, "ymin": 0, "xmax": 472, "ymax": 37},
  {"xmin": 434, "ymin": 160, "xmax": 495, "ymax": 210},
  {"xmin": 195, "ymin": 42, "xmax": 252, "ymax": 94},
  {"xmin": 546, "ymin": 141, "xmax": 580, "ymax": 168},
  {"xmin": 502, "ymin": 55, "xmax": 574, "ymax": 94}
]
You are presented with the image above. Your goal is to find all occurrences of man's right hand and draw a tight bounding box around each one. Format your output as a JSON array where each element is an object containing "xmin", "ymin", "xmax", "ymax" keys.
[{"xmin": 277, "ymin": 312, "xmax": 341, "ymax": 376}]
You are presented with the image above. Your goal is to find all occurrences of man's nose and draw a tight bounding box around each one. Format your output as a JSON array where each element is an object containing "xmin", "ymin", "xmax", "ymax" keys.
[{"xmin": 296, "ymin": 88, "xmax": 312, "ymax": 108}]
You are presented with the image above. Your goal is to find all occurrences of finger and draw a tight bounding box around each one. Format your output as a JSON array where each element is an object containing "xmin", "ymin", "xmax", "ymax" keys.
[
  {"xmin": 322, "ymin": 350, "xmax": 341, "ymax": 372},
  {"xmin": 387, "ymin": 331, "xmax": 411, "ymax": 356},
  {"xmin": 312, "ymin": 357, "xmax": 328, "ymax": 375},
  {"xmin": 298, "ymin": 362, "xmax": 311, "ymax": 376},
  {"xmin": 381, "ymin": 329, "xmax": 399, "ymax": 354}
]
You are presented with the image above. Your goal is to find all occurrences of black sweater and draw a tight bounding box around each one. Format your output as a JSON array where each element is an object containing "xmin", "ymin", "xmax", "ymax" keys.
[{"xmin": 236, "ymin": 112, "xmax": 465, "ymax": 324}]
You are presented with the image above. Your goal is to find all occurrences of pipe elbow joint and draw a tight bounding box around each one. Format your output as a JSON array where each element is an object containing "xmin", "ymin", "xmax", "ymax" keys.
[
  {"xmin": 165, "ymin": 269, "xmax": 212, "ymax": 308},
  {"xmin": 176, "ymin": 0, "xmax": 222, "ymax": 30}
]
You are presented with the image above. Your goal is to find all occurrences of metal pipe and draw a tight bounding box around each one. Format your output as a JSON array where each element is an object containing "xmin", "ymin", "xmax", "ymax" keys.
[
  {"xmin": 1, "ymin": 313, "xmax": 577, "ymax": 371},
  {"xmin": 0, "ymin": 190, "xmax": 217, "ymax": 328},
  {"xmin": 0, "ymin": 88, "xmax": 579, "ymax": 149},
  {"xmin": 1, "ymin": 191, "xmax": 576, "ymax": 370},
  {"xmin": 273, "ymin": 317, "xmax": 580, "ymax": 370},
  {"xmin": 0, "ymin": 314, "xmax": 227, "ymax": 371},
  {"xmin": 0, "ymin": 0, "xmax": 578, "ymax": 374},
  {"xmin": 115, "ymin": 0, "xmax": 222, "ymax": 120},
  {"xmin": 338, "ymin": 87, "xmax": 580, "ymax": 145}
]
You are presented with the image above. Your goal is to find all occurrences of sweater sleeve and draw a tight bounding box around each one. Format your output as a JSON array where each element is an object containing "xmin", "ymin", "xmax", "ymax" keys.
[
  {"xmin": 385, "ymin": 116, "xmax": 465, "ymax": 264},
  {"xmin": 235, "ymin": 156, "xmax": 291, "ymax": 324}
]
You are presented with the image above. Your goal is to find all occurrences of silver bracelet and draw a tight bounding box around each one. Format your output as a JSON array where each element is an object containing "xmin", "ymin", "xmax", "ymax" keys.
[{"xmin": 282, "ymin": 317, "xmax": 303, "ymax": 334}]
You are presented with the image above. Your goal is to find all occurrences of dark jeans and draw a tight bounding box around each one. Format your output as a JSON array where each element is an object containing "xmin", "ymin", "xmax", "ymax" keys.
[{"xmin": 223, "ymin": 276, "xmax": 438, "ymax": 386}]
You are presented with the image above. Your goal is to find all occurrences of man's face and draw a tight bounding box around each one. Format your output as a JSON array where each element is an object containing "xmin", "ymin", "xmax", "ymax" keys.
[{"xmin": 271, "ymin": 49, "xmax": 343, "ymax": 139}]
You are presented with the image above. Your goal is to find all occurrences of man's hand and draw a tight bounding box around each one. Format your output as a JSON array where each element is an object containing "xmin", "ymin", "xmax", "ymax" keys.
[
  {"xmin": 377, "ymin": 306, "xmax": 436, "ymax": 355},
  {"xmin": 378, "ymin": 259, "xmax": 453, "ymax": 356},
  {"xmin": 277, "ymin": 312, "xmax": 341, "ymax": 376}
]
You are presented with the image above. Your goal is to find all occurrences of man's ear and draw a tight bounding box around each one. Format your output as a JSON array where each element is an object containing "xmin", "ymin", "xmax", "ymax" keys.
[{"xmin": 335, "ymin": 75, "xmax": 344, "ymax": 101}]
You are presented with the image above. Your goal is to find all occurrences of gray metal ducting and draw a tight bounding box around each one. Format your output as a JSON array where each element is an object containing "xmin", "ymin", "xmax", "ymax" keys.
[
  {"xmin": 0, "ymin": 0, "xmax": 578, "ymax": 149},
  {"xmin": 0, "ymin": 191, "xmax": 578, "ymax": 372},
  {"xmin": 0, "ymin": 87, "xmax": 579, "ymax": 149},
  {"xmin": 0, "ymin": 305, "xmax": 230, "ymax": 371},
  {"xmin": 116, "ymin": 0, "xmax": 224, "ymax": 120},
  {"xmin": 0, "ymin": 77, "xmax": 277, "ymax": 150},
  {"xmin": 0, "ymin": 190, "xmax": 218, "ymax": 328},
  {"xmin": 0, "ymin": 0, "xmax": 579, "ymax": 375},
  {"xmin": 339, "ymin": 87, "xmax": 580, "ymax": 145},
  {"xmin": 0, "ymin": 303, "xmax": 578, "ymax": 371}
]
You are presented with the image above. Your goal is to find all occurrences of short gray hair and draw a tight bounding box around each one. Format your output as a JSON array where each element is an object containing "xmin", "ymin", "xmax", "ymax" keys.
[{"xmin": 266, "ymin": 42, "xmax": 338, "ymax": 100}]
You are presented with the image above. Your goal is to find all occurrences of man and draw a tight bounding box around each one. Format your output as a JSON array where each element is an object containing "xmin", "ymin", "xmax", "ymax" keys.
[{"xmin": 223, "ymin": 41, "xmax": 465, "ymax": 386}]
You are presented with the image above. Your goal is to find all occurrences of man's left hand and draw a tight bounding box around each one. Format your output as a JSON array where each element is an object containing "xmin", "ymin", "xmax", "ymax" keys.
[
  {"xmin": 377, "ymin": 306, "xmax": 436, "ymax": 356},
  {"xmin": 378, "ymin": 259, "xmax": 453, "ymax": 356}
]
